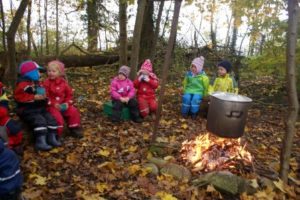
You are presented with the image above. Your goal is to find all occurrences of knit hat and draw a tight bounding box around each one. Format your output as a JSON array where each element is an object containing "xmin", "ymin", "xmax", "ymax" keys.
[
  {"xmin": 191, "ymin": 56, "xmax": 205, "ymax": 73},
  {"xmin": 47, "ymin": 60, "xmax": 65, "ymax": 75},
  {"xmin": 118, "ymin": 65, "xmax": 130, "ymax": 78},
  {"xmin": 19, "ymin": 61, "xmax": 40, "ymax": 81},
  {"xmin": 218, "ymin": 60, "xmax": 232, "ymax": 72},
  {"xmin": 138, "ymin": 59, "xmax": 158, "ymax": 80}
]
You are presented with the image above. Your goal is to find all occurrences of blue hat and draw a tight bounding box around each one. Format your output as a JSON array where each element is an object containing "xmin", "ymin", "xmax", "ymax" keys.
[{"xmin": 218, "ymin": 60, "xmax": 232, "ymax": 72}]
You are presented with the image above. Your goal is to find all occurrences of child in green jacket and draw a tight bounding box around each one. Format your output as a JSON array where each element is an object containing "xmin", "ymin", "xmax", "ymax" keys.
[{"xmin": 181, "ymin": 57, "xmax": 209, "ymax": 119}]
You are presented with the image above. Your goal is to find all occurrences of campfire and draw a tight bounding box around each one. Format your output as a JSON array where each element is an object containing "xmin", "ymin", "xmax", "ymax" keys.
[{"xmin": 181, "ymin": 132, "xmax": 253, "ymax": 173}]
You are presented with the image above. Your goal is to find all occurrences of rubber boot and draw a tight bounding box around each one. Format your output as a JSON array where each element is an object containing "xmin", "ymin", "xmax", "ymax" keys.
[
  {"xmin": 35, "ymin": 133, "xmax": 52, "ymax": 151},
  {"xmin": 70, "ymin": 127, "xmax": 83, "ymax": 138},
  {"xmin": 47, "ymin": 132, "xmax": 62, "ymax": 147}
]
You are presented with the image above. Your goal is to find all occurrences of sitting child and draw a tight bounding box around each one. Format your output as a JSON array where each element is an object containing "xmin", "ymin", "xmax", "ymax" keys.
[
  {"xmin": 210, "ymin": 60, "xmax": 238, "ymax": 94},
  {"xmin": 43, "ymin": 60, "xmax": 83, "ymax": 138},
  {"xmin": 0, "ymin": 138, "xmax": 23, "ymax": 200},
  {"xmin": 133, "ymin": 59, "xmax": 159, "ymax": 119},
  {"xmin": 14, "ymin": 61, "xmax": 61, "ymax": 151},
  {"xmin": 181, "ymin": 56, "xmax": 209, "ymax": 119},
  {"xmin": 0, "ymin": 82, "xmax": 23, "ymax": 155},
  {"xmin": 110, "ymin": 65, "xmax": 142, "ymax": 123}
]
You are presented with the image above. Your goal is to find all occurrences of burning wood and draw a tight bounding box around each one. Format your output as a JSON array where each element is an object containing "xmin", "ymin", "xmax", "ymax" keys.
[{"xmin": 181, "ymin": 132, "xmax": 252, "ymax": 173}]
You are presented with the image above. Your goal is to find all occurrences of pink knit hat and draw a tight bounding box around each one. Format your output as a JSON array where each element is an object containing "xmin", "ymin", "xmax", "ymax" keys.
[
  {"xmin": 47, "ymin": 60, "xmax": 65, "ymax": 75},
  {"xmin": 138, "ymin": 59, "xmax": 158, "ymax": 80},
  {"xmin": 191, "ymin": 56, "xmax": 205, "ymax": 73}
]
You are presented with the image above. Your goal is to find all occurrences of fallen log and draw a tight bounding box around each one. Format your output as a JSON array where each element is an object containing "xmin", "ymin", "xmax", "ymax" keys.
[{"xmin": 32, "ymin": 54, "xmax": 121, "ymax": 68}]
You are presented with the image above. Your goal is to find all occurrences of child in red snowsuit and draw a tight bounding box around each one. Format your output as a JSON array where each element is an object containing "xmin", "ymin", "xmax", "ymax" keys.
[
  {"xmin": 133, "ymin": 59, "xmax": 159, "ymax": 118},
  {"xmin": 0, "ymin": 82, "xmax": 23, "ymax": 154},
  {"xmin": 43, "ymin": 60, "xmax": 83, "ymax": 138}
]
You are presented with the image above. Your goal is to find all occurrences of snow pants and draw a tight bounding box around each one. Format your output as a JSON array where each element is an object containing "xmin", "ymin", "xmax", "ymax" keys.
[
  {"xmin": 181, "ymin": 93, "xmax": 202, "ymax": 115},
  {"xmin": 137, "ymin": 96, "xmax": 157, "ymax": 117}
]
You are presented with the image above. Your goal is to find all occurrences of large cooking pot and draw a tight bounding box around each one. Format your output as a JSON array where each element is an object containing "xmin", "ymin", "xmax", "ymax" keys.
[{"xmin": 207, "ymin": 92, "xmax": 252, "ymax": 138}]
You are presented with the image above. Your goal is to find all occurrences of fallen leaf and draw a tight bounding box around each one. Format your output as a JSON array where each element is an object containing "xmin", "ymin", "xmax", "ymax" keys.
[{"xmin": 29, "ymin": 173, "xmax": 47, "ymax": 185}]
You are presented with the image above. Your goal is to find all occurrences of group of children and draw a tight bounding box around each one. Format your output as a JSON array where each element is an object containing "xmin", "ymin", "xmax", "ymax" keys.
[{"xmin": 0, "ymin": 57, "xmax": 237, "ymax": 199}]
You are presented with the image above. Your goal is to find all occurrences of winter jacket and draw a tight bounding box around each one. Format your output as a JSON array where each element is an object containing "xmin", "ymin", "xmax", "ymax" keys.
[
  {"xmin": 209, "ymin": 74, "xmax": 238, "ymax": 94},
  {"xmin": 0, "ymin": 139, "xmax": 22, "ymax": 195},
  {"xmin": 43, "ymin": 77, "xmax": 74, "ymax": 107},
  {"xmin": 133, "ymin": 76, "xmax": 159, "ymax": 98},
  {"xmin": 110, "ymin": 77, "xmax": 135, "ymax": 100},
  {"xmin": 182, "ymin": 71, "xmax": 209, "ymax": 96},
  {"xmin": 14, "ymin": 78, "xmax": 47, "ymax": 111}
]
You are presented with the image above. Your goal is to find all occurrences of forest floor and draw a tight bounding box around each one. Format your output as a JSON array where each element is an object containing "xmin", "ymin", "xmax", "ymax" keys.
[{"xmin": 20, "ymin": 66, "xmax": 299, "ymax": 200}]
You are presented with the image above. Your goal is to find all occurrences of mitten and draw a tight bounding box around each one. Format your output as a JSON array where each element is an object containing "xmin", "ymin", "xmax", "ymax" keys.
[
  {"xmin": 36, "ymin": 87, "xmax": 46, "ymax": 95},
  {"xmin": 143, "ymin": 75, "xmax": 150, "ymax": 82},
  {"xmin": 138, "ymin": 75, "xmax": 144, "ymax": 82},
  {"xmin": 60, "ymin": 103, "xmax": 68, "ymax": 112}
]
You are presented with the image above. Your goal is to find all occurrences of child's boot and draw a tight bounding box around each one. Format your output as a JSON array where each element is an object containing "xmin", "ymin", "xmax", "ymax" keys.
[
  {"xmin": 191, "ymin": 113, "xmax": 197, "ymax": 120},
  {"xmin": 47, "ymin": 131, "xmax": 62, "ymax": 147},
  {"xmin": 70, "ymin": 127, "xmax": 83, "ymax": 138},
  {"xmin": 35, "ymin": 133, "xmax": 52, "ymax": 151}
]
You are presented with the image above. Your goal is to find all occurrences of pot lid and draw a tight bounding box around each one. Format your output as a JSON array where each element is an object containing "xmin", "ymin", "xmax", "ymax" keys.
[{"xmin": 211, "ymin": 92, "xmax": 252, "ymax": 102}]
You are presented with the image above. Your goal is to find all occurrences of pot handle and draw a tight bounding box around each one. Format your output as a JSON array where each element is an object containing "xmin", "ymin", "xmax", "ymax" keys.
[{"xmin": 226, "ymin": 111, "xmax": 243, "ymax": 118}]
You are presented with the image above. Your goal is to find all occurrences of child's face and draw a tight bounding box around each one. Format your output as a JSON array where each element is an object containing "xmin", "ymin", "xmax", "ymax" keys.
[
  {"xmin": 47, "ymin": 66, "xmax": 61, "ymax": 79},
  {"xmin": 191, "ymin": 65, "xmax": 197, "ymax": 74},
  {"xmin": 217, "ymin": 66, "xmax": 227, "ymax": 77},
  {"xmin": 118, "ymin": 73, "xmax": 126, "ymax": 80}
]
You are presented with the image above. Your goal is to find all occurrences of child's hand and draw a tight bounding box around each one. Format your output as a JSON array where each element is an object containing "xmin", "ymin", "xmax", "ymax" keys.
[
  {"xmin": 55, "ymin": 103, "xmax": 61, "ymax": 110},
  {"xmin": 143, "ymin": 75, "xmax": 150, "ymax": 82},
  {"xmin": 120, "ymin": 97, "xmax": 126, "ymax": 103},
  {"xmin": 59, "ymin": 103, "xmax": 68, "ymax": 112},
  {"xmin": 138, "ymin": 75, "xmax": 144, "ymax": 82},
  {"xmin": 124, "ymin": 97, "xmax": 130, "ymax": 103},
  {"xmin": 34, "ymin": 94, "xmax": 46, "ymax": 100}
]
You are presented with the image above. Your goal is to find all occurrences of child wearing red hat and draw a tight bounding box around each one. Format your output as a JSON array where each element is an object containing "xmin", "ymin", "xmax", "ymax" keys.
[
  {"xmin": 133, "ymin": 59, "xmax": 159, "ymax": 119},
  {"xmin": 43, "ymin": 60, "xmax": 83, "ymax": 138},
  {"xmin": 14, "ymin": 60, "xmax": 61, "ymax": 151},
  {"xmin": 0, "ymin": 82, "xmax": 23, "ymax": 155}
]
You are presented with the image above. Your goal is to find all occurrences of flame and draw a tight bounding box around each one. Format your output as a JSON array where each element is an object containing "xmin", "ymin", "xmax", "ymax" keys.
[{"xmin": 181, "ymin": 132, "xmax": 252, "ymax": 172}]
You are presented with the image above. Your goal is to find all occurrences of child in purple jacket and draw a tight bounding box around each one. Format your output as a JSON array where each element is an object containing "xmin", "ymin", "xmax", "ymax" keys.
[{"xmin": 110, "ymin": 66, "xmax": 142, "ymax": 123}]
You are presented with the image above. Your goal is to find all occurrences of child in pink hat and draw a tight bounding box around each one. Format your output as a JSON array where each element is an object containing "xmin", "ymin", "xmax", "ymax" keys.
[
  {"xmin": 43, "ymin": 60, "xmax": 83, "ymax": 138},
  {"xmin": 133, "ymin": 59, "xmax": 159, "ymax": 119},
  {"xmin": 181, "ymin": 56, "xmax": 209, "ymax": 119},
  {"xmin": 110, "ymin": 65, "xmax": 142, "ymax": 123}
]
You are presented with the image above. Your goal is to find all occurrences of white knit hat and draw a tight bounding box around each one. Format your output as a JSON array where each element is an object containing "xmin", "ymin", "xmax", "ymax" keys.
[{"xmin": 191, "ymin": 56, "xmax": 205, "ymax": 73}]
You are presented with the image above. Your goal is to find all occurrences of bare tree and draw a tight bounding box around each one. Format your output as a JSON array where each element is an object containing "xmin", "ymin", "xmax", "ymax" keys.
[
  {"xmin": 119, "ymin": 0, "xmax": 127, "ymax": 65},
  {"xmin": 87, "ymin": 0, "xmax": 98, "ymax": 52},
  {"xmin": 152, "ymin": 0, "xmax": 182, "ymax": 141},
  {"xmin": 26, "ymin": 0, "xmax": 32, "ymax": 57},
  {"xmin": 280, "ymin": 0, "xmax": 299, "ymax": 183},
  {"xmin": 129, "ymin": 0, "xmax": 147, "ymax": 79},
  {"xmin": 44, "ymin": 0, "xmax": 49, "ymax": 55},
  {"xmin": 150, "ymin": 0, "xmax": 165, "ymax": 61},
  {"xmin": 55, "ymin": 0, "xmax": 59, "ymax": 57},
  {"xmin": 38, "ymin": 0, "xmax": 43, "ymax": 55},
  {"xmin": 0, "ymin": 0, "xmax": 6, "ymax": 51},
  {"xmin": 5, "ymin": 0, "xmax": 29, "ymax": 87}
]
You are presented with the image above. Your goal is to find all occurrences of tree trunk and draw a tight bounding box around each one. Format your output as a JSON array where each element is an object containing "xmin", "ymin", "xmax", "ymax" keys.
[
  {"xmin": 55, "ymin": 0, "xmax": 59, "ymax": 57},
  {"xmin": 150, "ymin": 0, "xmax": 164, "ymax": 61},
  {"xmin": 44, "ymin": 0, "xmax": 49, "ymax": 55},
  {"xmin": 87, "ymin": 0, "xmax": 98, "ymax": 52},
  {"xmin": 161, "ymin": 1, "xmax": 172, "ymax": 39},
  {"xmin": 210, "ymin": 0, "xmax": 217, "ymax": 50},
  {"xmin": 26, "ymin": 0, "xmax": 32, "ymax": 57},
  {"xmin": 119, "ymin": 0, "xmax": 128, "ymax": 66},
  {"xmin": 152, "ymin": 0, "xmax": 182, "ymax": 141},
  {"xmin": 5, "ymin": 0, "xmax": 29, "ymax": 87},
  {"xmin": 38, "ymin": 0, "xmax": 43, "ymax": 56},
  {"xmin": 0, "ymin": 0, "xmax": 6, "ymax": 52},
  {"xmin": 139, "ymin": 0, "xmax": 154, "ymax": 62},
  {"xmin": 129, "ymin": 0, "xmax": 147, "ymax": 79},
  {"xmin": 259, "ymin": 34, "xmax": 265, "ymax": 55},
  {"xmin": 280, "ymin": 0, "xmax": 299, "ymax": 184}
]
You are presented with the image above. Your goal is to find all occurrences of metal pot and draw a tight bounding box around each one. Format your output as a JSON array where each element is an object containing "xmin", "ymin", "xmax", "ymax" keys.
[{"xmin": 207, "ymin": 92, "xmax": 252, "ymax": 138}]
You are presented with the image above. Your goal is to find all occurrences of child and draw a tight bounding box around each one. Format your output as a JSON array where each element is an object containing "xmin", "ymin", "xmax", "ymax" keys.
[
  {"xmin": 0, "ymin": 138, "xmax": 23, "ymax": 200},
  {"xmin": 43, "ymin": 60, "xmax": 83, "ymax": 138},
  {"xmin": 181, "ymin": 56, "xmax": 209, "ymax": 119},
  {"xmin": 0, "ymin": 82, "xmax": 23, "ymax": 155},
  {"xmin": 14, "ymin": 61, "xmax": 61, "ymax": 151},
  {"xmin": 133, "ymin": 59, "xmax": 159, "ymax": 118},
  {"xmin": 110, "ymin": 65, "xmax": 142, "ymax": 123},
  {"xmin": 210, "ymin": 60, "xmax": 238, "ymax": 94}
]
